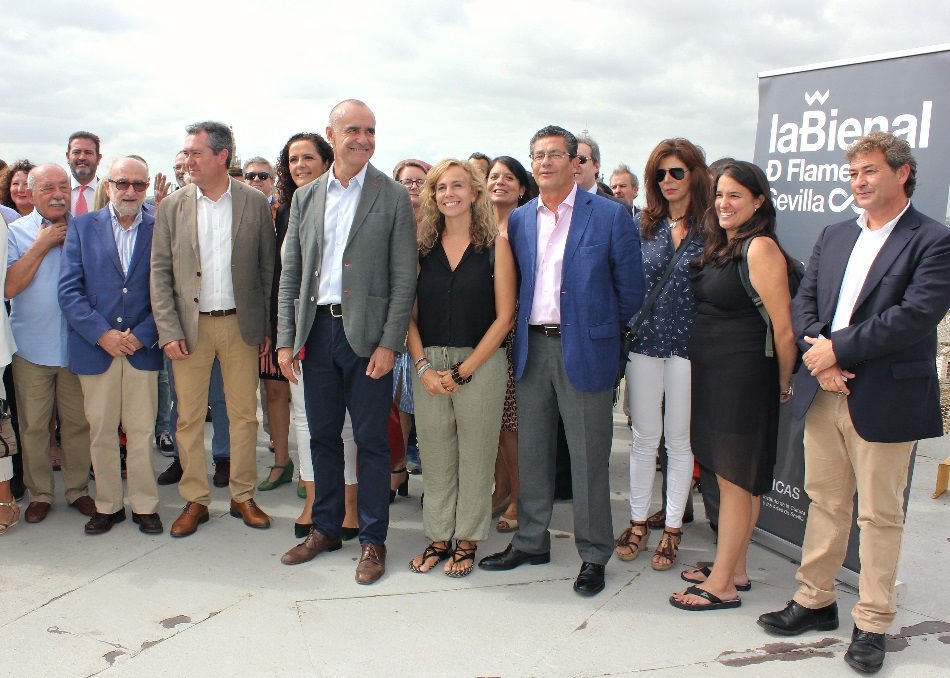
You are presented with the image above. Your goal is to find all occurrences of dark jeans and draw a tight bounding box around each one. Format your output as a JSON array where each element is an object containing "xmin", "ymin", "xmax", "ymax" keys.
[{"xmin": 303, "ymin": 313, "xmax": 392, "ymax": 545}]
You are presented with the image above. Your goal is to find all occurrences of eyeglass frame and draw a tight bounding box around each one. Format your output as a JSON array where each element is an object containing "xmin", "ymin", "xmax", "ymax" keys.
[
  {"xmin": 529, "ymin": 150, "xmax": 575, "ymax": 163},
  {"xmin": 106, "ymin": 179, "xmax": 150, "ymax": 193}
]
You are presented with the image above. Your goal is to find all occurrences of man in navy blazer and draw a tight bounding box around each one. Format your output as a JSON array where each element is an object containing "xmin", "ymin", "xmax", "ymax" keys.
[
  {"xmin": 479, "ymin": 125, "xmax": 644, "ymax": 595},
  {"xmin": 60, "ymin": 156, "xmax": 165, "ymax": 536},
  {"xmin": 758, "ymin": 132, "xmax": 950, "ymax": 674}
]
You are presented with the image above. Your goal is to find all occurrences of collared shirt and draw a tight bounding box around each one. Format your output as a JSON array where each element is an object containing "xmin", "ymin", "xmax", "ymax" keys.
[
  {"xmin": 196, "ymin": 180, "xmax": 236, "ymax": 312},
  {"xmin": 831, "ymin": 200, "xmax": 910, "ymax": 332},
  {"xmin": 107, "ymin": 203, "xmax": 142, "ymax": 276},
  {"xmin": 70, "ymin": 175, "xmax": 98, "ymax": 215},
  {"xmin": 317, "ymin": 162, "xmax": 368, "ymax": 304},
  {"xmin": 6, "ymin": 209, "xmax": 69, "ymax": 366},
  {"xmin": 0, "ymin": 204, "xmax": 21, "ymax": 226},
  {"xmin": 529, "ymin": 183, "xmax": 577, "ymax": 324},
  {"xmin": 581, "ymin": 182, "xmax": 597, "ymax": 194}
]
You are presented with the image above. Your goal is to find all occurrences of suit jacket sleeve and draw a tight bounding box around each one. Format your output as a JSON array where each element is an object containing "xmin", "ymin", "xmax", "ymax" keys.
[
  {"xmin": 277, "ymin": 188, "xmax": 304, "ymax": 350},
  {"xmin": 832, "ymin": 227, "xmax": 950, "ymax": 366},
  {"xmin": 611, "ymin": 205, "xmax": 645, "ymax": 327},
  {"xmin": 150, "ymin": 197, "xmax": 185, "ymax": 348},
  {"xmin": 791, "ymin": 225, "xmax": 828, "ymax": 352},
  {"xmin": 58, "ymin": 217, "xmax": 112, "ymax": 347},
  {"xmin": 378, "ymin": 187, "xmax": 417, "ymax": 352}
]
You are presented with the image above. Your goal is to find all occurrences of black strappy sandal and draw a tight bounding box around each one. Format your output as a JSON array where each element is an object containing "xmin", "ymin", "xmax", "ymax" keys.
[
  {"xmin": 445, "ymin": 541, "xmax": 477, "ymax": 578},
  {"xmin": 409, "ymin": 541, "xmax": 451, "ymax": 573}
]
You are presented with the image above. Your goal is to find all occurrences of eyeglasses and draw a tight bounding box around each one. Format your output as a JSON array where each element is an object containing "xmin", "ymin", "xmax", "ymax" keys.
[
  {"xmin": 397, "ymin": 178, "xmax": 425, "ymax": 188},
  {"xmin": 244, "ymin": 171, "xmax": 271, "ymax": 181},
  {"xmin": 529, "ymin": 150, "xmax": 572, "ymax": 162},
  {"xmin": 656, "ymin": 167, "xmax": 688, "ymax": 182},
  {"xmin": 577, "ymin": 155, "xmax": 590, "ymax": 165},
  {"xmin": 107, "ymin": 179, "xmax": 149, "ymax": 192}
]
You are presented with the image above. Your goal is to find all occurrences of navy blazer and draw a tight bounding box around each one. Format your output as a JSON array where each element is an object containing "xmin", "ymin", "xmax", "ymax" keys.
[
  {"xmin": 791, "ymin": 204, "xmax": 950, "ymax": 442},
  {"xmin": 508, "ymin": 189, "xmax": 644, "ymax": 392},
  {"xmin": 59, "ymin": 206, "xmax": 162, "ymax": 375}
]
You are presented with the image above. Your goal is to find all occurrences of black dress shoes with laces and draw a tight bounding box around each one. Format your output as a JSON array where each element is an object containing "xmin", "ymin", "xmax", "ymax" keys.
[
  {"xmin": 844, "ymin": 625, "xmax": 886, "ymax": 674},
  {"xmin": 757, "ymin": 600, "xmax": 839, "ymax": 636},
  {"xmin": 573, "ymin": 562, "xmax": 606, "ymax": 596}
]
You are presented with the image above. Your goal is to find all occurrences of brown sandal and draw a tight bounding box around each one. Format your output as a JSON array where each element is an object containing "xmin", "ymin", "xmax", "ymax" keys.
[
  {"xmin": 652, "ymin": 528, "xmax": 682, "ymax": 571},
  {"xmin": 615, "ymin": 520, "xmax": 650, "ymax": 561}
]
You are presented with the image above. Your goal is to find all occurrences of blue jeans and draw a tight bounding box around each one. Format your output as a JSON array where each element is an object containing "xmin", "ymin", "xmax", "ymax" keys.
[{"xmin": 168, "ymin": 355, "xmax": 230, "ymax": 460}]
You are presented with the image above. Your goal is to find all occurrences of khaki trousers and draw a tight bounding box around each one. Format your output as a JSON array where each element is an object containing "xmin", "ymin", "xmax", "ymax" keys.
[
  {"xmin": 794, "ymin": 389, "xmax": 915, "ymax": 633},
  {"xmin": 412, "ymin": 347, "xmax": 506, "ymax": 543},
  {"xmin": 172, "ymin": 315, "xmax": 259, "ymax": 505},
  {"xmin": 12, "ymin": 355, "xmax": 91, "ymax": 504},
  {"xmin": 78, "ymin": 357, "xmax": 159, "ymax": 515}
]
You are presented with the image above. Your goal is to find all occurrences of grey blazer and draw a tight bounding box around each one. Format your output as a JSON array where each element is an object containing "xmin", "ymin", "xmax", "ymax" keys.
[
  {"xmin": 151, "ymin": 180, "xmax": 276, "ymax": 351},
  {"xmin": 278, "ymin": 163, "xmax": 417, "ymax": 358}
]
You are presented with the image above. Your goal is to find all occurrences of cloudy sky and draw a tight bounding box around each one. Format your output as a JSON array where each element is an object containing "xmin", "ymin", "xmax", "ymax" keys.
[{"xmin": 2, "ymin": 0, "xmax": 948, "ymax": 203}]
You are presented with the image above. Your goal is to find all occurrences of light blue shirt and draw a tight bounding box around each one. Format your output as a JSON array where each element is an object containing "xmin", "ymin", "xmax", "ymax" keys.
[
  {"xmin": 0, "ymin": 205, "xmax": 21, "ymax": 226},
  {"xmin": 7, "ymin": 209, "xmax": 70, "ymax": 367},
  {"xmin": 108, "ymin": 204, "xmax": 142, "ymax": 276}
]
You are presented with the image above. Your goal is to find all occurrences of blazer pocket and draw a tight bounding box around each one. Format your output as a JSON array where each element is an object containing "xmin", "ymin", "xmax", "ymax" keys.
[
  {"xmin": 879, "ymin": 273, "xmax": 910, "ymax": 286},
  {"xmin": 891, "ymin": 360, "xmax": 934, "ymax": 380},
  {"xmin": 589, "ymin": 322, "xmax": 619, "ymax": 340},
  {"xmin": 580, "ymin": 243, "xmax": 607, "ymax": 257}
]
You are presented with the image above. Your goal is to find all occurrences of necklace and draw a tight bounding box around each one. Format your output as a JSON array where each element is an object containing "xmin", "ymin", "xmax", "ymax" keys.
[{"xmin": 669, "ymin": 215, "xmax": 687, "ymax": 226}]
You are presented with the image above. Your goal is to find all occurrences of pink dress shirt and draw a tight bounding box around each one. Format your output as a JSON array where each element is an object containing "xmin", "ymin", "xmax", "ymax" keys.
[{"xmin": 529, "ymin": 184, "xmax": 577, "ymax": 324}]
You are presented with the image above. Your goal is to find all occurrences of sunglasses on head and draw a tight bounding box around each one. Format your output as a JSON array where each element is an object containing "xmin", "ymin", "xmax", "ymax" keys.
[
  {"xmin": 244, "ymin": 171, "xmax": 270, "ymax": 181},
  {"xmin": 656, "ymin": 167, "xmax": 688, "ymax": 182}
]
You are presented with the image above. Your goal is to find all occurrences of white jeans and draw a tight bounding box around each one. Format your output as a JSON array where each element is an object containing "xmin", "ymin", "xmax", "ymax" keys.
[
  {"xmin": 626, "ymin": 353, "xmax": 693, "ymax": 528},
  {"xmin": 290, "ymin": 372, "xmax": 357, "ymax": 485}
]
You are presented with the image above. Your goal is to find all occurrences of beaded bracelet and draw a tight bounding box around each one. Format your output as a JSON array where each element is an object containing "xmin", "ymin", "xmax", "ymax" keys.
[
  {"xmin": 450, "ymin": 362, "xmax": 473, "ymax": 386},
  {"xmin": 414, "ymin": 356, "xmax": 427, "ymax": 367},
  {"xmin": 417, "ymin": 363, "xmax": 432, "ymax": 378}
]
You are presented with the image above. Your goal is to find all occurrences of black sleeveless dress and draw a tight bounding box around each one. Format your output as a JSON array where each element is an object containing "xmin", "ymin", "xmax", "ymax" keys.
[{"xmin": 689, "ymin": 259, "xmax": 779, "ymax": 496}]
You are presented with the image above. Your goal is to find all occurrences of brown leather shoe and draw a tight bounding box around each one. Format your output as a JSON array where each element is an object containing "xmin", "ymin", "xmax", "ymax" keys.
[
  {"xmin": 229, "ymin": 498, "xmax": 270, "ymax": 529},
  {"xmin": 132, "ymin": 512, "xmax": 164, "ymax": 535},
  {"xmin": 213, "ymin": 460, "xmax": 230, "ymax": 488},
  {"xmin": 356, "ymin": 543, "xmax": 387, "ymax": 585},
  {"xmin": 25, "ymin": 501, "xmax": 52, "ymax": 523},
  {"xmin": 170, "ymin": 502, "xmax": 210, "ymax": 538},
  {"xmin": 69, "ymin": 495, "xmax": 97, "ymax": 517},
  {"xmin": 84, "ymin": 509, "xmax": 127, "ymax": 534},
  {"xmin": 281, "ymin": 529, "xmax": 343, "ymax": 565}
]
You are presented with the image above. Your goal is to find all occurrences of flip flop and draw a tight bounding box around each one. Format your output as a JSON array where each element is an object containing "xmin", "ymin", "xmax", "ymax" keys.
[
  {"xmin": 681, "ymin": 565, "xmax": 752, "ymax": 592},
  {"xmin": 496, "ymin": 516, "xmax": 518, "ymax": 532},
  {"xmin": 669, "ymin": 585, "xmax": 741, "ymax": 611}
]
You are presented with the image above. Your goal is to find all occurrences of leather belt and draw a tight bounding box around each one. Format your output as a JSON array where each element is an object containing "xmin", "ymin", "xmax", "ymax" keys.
[
  {"xmin": 529, "ymin": 324, "xmax": 561, "ymax": 337},
  {"xmin": 199, "ymin": 308, "xmax": 237, "ymax": 317},
  {"xmin": 316, "ymin": 304, "xmax": 343, "ymax": 318}
]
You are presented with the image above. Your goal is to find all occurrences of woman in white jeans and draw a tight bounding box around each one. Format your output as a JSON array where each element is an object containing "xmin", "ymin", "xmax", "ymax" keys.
[
  {"xmin": 0, "ymin": 213, "xmax": 20, "ymax": 535},
  {"xmin": 615, "ymin": 139, "xmax": 710, "ymax": 570}
]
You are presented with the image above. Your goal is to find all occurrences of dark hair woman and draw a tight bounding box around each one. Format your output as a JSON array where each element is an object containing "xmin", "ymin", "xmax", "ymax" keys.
[
  {"xmin": 671, "ymin": 161, "xmax": 796, "ymax": 611},
  {"xmin": 0, "ymin": 160, "xmax": 36, "ymax": 218},
  {"xmin": 615, "ymin": 139, "xmax": 710, "ymax": 571}
]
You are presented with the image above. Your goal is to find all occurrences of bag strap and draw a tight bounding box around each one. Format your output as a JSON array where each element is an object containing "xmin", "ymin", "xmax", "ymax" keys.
[
  {"xmin": 629, "ymin": 227, "xmax": 697, "ymax": 336},
  {"xmin": 738, "ymin": 235, "xmax": 775, "ymax": 357}
]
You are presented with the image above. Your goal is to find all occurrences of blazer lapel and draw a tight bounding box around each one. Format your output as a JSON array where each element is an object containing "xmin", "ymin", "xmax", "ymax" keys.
[
  {"xmin": 520, "ymin": 202, "xmax": 539, "ymax": 298},
  {"xmin": 124, "ymin": 212, "xmax": 153, "ymax": 280},
  {"xmin": 230, "ymin": 180, "xmax": 247, "ymax": 245},
  {"xmin": 852, "ymin": 207, "xmax": 917, "ymax": 313},
  {"xmin": 181, "ymin": 185, "xmax": 199, "ymax": 259},
  {"xmin": 561, "ymin": 192, "xmax": 593, "ymax": 278},
  {"xmin": 346, "ymin": 164, "xmax": 381, "ymax": 248},
  {"xmin": 94, "ymin": 210, "xmax": 124, "ymax": 277}
]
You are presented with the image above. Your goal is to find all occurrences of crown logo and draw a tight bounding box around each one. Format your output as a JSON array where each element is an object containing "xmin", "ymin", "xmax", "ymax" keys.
[{"xmin": 804, "ymin": 90, "xmax": 829, "ymax": 106}]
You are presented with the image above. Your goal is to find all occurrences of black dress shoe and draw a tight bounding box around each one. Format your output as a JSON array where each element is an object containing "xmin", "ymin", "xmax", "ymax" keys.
[
  {"xmin": 757, "ymin": 600, "xmax": 839, "ymax": 636},
  {"xmin": 212, "ymin": 460, "xmax": 230, "ymax": 488},
  {"xmin": 294, "ymin": 522, "xmax": 312, "ymax": 539},
  {"xmin": 478, "ymin": 543, "xmax": 550, "ymax": 571},
  {"xmin": 84, "ymin": 509, "xmax": 127, "ymax": 534},
  {"xmin": 573, "ymin": 561, "xmax": 606, "ymax": 596},
  {"xmin": 157, "ymin": 459, "xmax": 183, "ymax": 486},
  {"xmin": 844, "ymin": 625, "xmax": 886, "ymax": 674},
  {"xmin": 341, "ymin": 526, "xmax": 360, "ymax": 541},
  {"xmin": 132, "ymin": 512, "xmax": 164, "ymax": 534}
]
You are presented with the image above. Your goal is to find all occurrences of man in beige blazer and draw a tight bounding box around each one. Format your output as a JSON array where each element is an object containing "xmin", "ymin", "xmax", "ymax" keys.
[{"xmin": 151, "ymin": 121, "xmax": 276, "ymax": 537}]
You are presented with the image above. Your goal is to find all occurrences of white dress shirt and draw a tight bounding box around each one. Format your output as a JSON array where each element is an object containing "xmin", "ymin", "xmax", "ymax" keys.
[
  {"xmin": 70, "ymin": 175, "xmax": 98, "ymax": 214},
  {"xmin": 831, "ymin": 200, "xmax": 910, "ymax": 332},
  {"xmin": 196, "ymin": 180, "xmax": 236, "ymax": 312},
  {"xmin": 317, "ymin": 162, "xmax": 368, "ymax": 304},
  {"xmin": 529, "ymin": 184, "xmax": 578, "ymax": 324}
]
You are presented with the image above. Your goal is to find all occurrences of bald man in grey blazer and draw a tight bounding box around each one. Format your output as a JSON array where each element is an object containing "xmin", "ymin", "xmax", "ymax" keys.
[{"xmin": 278, "ymin": 100, "xmax": 417, "ymax": 585}]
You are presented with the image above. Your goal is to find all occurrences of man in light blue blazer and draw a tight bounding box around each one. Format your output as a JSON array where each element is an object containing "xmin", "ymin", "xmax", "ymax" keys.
[
  {"xmin": 479, "ymin": 125, "xmax": 644, "ymax": 595},
  {"xmin": 60, "ymin": 156, "xmax": 164, "ymax": 536}
]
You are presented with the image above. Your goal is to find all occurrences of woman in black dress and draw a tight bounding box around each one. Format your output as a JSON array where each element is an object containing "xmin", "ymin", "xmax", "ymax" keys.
[{"xmin": 671, "ymin": 161, "xmax": 796, "ymax": 611}]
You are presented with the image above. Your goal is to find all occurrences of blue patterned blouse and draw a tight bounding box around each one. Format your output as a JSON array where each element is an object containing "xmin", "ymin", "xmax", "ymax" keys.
[{"xmin": 628, "ymin": 215, "xmax": 704, "ymax": 359}]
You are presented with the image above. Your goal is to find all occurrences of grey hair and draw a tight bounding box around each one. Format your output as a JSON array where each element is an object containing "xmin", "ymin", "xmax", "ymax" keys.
[
  {"xmin": 845, "ymin": 130, "xmax": 917, "ymax": 198},
  {"xmin": 27, "ymin": 163, "xmax": 68, "ymax": 189},
  {"xmin": 575, "ymin": 132, "xmax": 601, "ymax": 165},
  {"xmin": 610, "ymin": 163, "xmax": 639, "ymax": 191},
  {"xmin": 185, "ymin": 121, "xmax": 234, "ymax": 167},
  {"xmin": 109, "ymin": 156, "xmax": 150, "ymax": 176},
  {"xmin": 243, "ymin": 156, "xmax": 273, "ymax": 172},
  {"xmin": 529, "ymin": 125, "xmax": 578, "ymax": 158}
]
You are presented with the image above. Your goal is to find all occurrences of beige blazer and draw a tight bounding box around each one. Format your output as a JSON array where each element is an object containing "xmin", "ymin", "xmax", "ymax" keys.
[{"xmin": 150, "ymin": 180, "xmax": 276, "ymax": 351}]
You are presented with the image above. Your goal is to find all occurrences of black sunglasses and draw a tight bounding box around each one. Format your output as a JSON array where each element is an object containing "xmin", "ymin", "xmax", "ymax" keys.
[
  {"xmin": 577, "ymin": 155, "xmax": 589, "ymax": 165},
  {"xmin": 656, "ymin": 167, "xmax": 688, "ymax": 182},
  {"xmin": 244, "ymin": 171, "xmax": 271, "ymax": 181}
]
